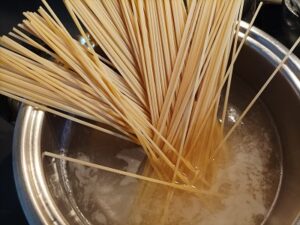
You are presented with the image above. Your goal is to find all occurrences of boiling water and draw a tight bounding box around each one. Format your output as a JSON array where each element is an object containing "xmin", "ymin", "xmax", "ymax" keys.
[{"xmin": 47, "ymin": 80, "xmax": 281, "ymax": 225}]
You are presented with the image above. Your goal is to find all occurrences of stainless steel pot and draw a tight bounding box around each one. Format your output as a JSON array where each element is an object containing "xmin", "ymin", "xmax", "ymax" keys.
[{"xmin": 13, "ymin": 22, "xmax": 300, "ymax": 225}]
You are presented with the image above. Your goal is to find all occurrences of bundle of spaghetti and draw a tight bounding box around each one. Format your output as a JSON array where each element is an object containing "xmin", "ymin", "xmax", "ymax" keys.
[
  {"xmin": 5, "ymin": 0, "xmax": 300, "ymax": 224},
  {"xmin": 0, "ymin": 0, "xmax": 244, "ymax": 194}
]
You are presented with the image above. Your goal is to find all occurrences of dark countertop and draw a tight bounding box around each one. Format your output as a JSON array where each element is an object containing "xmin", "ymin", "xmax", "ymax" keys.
[
  {"xmin": 255, "ymin": 2, "xmax": 300, "ymax": 57},
  {"xmin": 0, "ymin": 1, "xmax": 299, "ymax": 225}
]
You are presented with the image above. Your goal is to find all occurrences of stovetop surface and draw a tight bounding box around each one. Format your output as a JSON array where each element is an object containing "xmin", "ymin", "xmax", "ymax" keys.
[{"xmin": 0, "ymin": 1, "xmax": 299, "ymax": 224}]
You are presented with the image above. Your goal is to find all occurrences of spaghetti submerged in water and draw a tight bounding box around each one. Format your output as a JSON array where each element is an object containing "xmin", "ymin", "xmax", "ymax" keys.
[{"xmin": 0, "ymin": 0, "xmax": 299, "ymax": 224}]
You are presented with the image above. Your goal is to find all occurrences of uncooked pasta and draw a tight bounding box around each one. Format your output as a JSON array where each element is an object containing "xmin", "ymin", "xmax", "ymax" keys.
[{"xmin": 0, "ymin": 0, "xmax": 299, "ymax": 224}]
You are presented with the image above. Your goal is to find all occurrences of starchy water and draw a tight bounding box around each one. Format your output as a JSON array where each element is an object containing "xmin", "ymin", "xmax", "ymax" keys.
[{"xmin": 49, "ymin": 80, "xmax": 281, "ymax": 225}]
